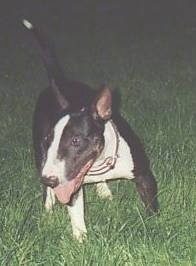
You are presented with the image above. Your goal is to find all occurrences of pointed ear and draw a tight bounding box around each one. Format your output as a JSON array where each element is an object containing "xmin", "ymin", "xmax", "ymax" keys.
[
  {"xmin": 51, "ymin": 79, "xmax": 69, "ymax": 109},
  {"xmin": 92, "ymin": 86, "xmax": 112, "ymax": 120}
]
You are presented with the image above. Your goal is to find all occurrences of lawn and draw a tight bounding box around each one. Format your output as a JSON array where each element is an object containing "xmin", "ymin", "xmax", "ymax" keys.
[{"xmin": 0, "ymin": 2, "xmax": 196, "ymax": 265}]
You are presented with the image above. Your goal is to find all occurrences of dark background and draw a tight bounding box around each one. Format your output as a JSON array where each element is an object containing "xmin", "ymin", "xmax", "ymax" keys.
[
  {"xmin": 1, "ymin": 0, "xmax": 196, "ymax": 97},
  {"xmin": 1, "ymin": 1, "xmax": 196, "ymax": 37}
]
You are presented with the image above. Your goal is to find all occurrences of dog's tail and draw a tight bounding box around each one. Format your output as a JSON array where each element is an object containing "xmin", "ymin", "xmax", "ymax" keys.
[{"xmin": 23, "ymin": 19, "xmax": 68, "ymax": 108}]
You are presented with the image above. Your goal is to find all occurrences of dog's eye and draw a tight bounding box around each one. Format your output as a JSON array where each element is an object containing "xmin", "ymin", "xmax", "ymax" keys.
[{"xmin": 71, "ymin": 136, "xmax": 81, "ymax": 147}]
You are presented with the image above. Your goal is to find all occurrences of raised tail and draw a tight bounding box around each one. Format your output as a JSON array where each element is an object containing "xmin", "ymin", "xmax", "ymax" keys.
[{"xmin": 23, "ymin": 19, "xmax": 68, "ymax": 108}]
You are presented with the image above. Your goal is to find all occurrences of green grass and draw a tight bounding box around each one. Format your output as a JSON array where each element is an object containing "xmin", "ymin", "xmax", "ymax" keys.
[{"xmin": 0, "ymin": 15, "xmax": 196, "ymax": 265}]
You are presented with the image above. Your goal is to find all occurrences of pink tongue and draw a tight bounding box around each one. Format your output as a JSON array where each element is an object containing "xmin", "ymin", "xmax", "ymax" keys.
[
  {"xmin": 53, "ymin": 179, "xmax": 79, "ymax": 204},
  {"xmin": 53, "ymin": 159, "xmax": 94, "ymax": 204}
]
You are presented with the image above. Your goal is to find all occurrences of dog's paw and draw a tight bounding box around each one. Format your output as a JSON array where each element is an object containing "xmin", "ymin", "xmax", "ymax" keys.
[
  {"xmin": 73, "ymin": 228, "xmax": 87, "ymax": 243},
  {"xmin": 96, "ymin": 182, "xmax": 113, "ymax": 200}
]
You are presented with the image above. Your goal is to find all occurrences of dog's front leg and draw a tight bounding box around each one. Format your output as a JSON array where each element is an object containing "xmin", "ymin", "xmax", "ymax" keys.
[
  {"xmin": 67, "ymin": 187, "xmax": 87, "ymax": 242},
  {"xmin": 96, "ymin": 182, "xmax": 113, "ymax": 200},
  {"xmin": 44, "ymin": 186, "xmax": 56, "ymax": 212}
]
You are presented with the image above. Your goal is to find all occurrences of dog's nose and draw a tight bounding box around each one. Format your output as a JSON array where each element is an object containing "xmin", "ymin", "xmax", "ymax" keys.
[{"xmin": 42, "ymin": 175, "xmax": 59, "ymax": 188}]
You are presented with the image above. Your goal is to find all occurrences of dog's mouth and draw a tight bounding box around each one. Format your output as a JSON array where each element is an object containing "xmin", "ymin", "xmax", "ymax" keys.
[{"xmin": 53, "ymin": 158, "xmax": 95, "ymax": 204}]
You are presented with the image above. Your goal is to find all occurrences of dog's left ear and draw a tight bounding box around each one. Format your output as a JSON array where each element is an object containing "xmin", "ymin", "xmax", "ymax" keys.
[{"xmin": 92, "ymin": 86, "xmax": 112, "ymax": 120}]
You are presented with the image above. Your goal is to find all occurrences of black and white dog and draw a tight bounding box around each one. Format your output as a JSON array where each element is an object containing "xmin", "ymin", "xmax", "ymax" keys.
[{"xmin": 23, "ymin": 19, "xmax": 158, "ymax": 242}]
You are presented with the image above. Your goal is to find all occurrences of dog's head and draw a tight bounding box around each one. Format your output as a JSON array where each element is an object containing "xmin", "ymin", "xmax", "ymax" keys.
[{"xmin": 41, "ymin": 86, "xmax": 112, "ymax": 204}]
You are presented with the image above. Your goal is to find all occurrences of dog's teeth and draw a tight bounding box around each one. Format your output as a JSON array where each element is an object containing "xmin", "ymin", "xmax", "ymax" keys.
[{"xmin": 22, "ymin": 19, "xmax": 33, "ymax": 30}]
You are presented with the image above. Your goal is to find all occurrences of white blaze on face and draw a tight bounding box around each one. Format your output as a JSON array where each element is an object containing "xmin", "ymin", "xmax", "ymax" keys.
[{"xmin": 42, "ymin": 115, "xmax": 70, "ymax": 183}]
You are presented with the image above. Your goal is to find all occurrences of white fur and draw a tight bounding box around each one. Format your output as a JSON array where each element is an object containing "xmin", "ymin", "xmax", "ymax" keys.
[
  {"xmin": 45, "ymin": 187, "xmax": 56, "ymax": 211},
  {"xmin": 67, "ymin": 188, "xmax": 87, "ymax": 242},
  {"xmin": 42, "ymin": 115, "xmax": 70, "ymax": 182},
  {"xmin": 23, "ymin": 19, "xmax": 33, "ymax": 30}
]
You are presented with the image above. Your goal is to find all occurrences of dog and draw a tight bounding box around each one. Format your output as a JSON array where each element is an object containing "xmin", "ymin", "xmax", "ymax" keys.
[{"xmin": 23, "ymin": 19, "xmax": 158, "ymax": 242}]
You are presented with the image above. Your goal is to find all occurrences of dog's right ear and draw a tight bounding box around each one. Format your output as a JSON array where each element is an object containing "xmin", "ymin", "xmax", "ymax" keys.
[
  {"xmin": 92, "ymin": 86, "xmax": 112, "ymax": 121},
  {"xmin": 51, "ymin": 79, "xmax": 69, "ymax": 109}
]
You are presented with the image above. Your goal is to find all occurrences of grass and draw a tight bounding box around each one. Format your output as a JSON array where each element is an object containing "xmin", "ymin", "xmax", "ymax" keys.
[{"xmin": 0, "ymin": 7, "xmax": 196, "ymax": 265}]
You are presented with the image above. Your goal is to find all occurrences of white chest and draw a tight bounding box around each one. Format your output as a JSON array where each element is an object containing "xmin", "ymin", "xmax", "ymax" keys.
[{"xmin": 84, "ymin": 121, "xmax": 135, "ymax": 184}]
